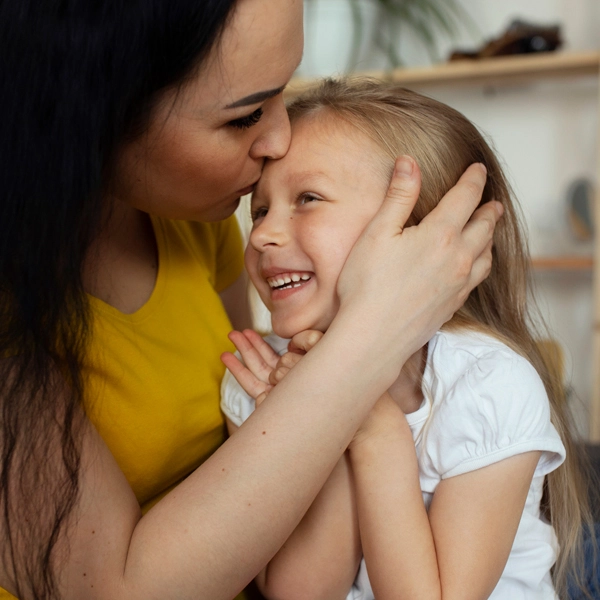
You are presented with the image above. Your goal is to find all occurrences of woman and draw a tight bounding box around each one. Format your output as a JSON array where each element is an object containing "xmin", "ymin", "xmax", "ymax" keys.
[{"xmin": 0, "ymin": 1, "xmax": 501, "ymax": 599}]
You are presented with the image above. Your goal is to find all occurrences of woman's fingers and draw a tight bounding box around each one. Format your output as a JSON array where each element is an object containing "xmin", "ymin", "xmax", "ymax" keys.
[
  {"xmin": 461, "ymin": 200, "xmax": 504, "ymax": 259},
  {"xmin": 221, "ymin": 352, "xmax": 269, "ymax": 400},
  {"xmin": 426, "ymin": 163, "xmax": 489, "ymax": 230},
  {"xmin": 366, "ymin": 156, "xmax": 422, "ymax": 235},
  {"xmin": 334, "ymin": 158, "xmax": 501, "ymax": 372},
  {"xmin": 468, "ymin": 239, "xmax": 494, "ymax": 289}
]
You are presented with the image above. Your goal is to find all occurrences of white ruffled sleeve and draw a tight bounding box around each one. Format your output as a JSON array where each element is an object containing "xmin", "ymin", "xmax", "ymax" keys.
[
  {"xmin": 423, "ymin": 349, "xmax": 566, "ymax": 480},
  {"xmin": 220, "ymin": 334, "xmax": 289, "ymax": 428}
]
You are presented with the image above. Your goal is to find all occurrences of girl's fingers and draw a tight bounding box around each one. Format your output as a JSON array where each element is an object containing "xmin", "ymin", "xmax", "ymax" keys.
[
  {"xmin": 221, "ymin": 352, "xmax": 269, "ymax": 400},
  {"xmin": 268, "ymin": 352, "xmax": 303, "ymax": 385},
  {"xmin": 242, "ymin": 329, "xmax": 280, "ymax": 369},
  {"xmin": 227, "ymin": 330, "xmax": 275, "ymax": 383},
  {"xmin": 288, "ymin": 330, "xmax": 324, "ymax": 354},
  {"xmin": 255, "ymin": 388, "xmax": 272, "ymax": 407}
]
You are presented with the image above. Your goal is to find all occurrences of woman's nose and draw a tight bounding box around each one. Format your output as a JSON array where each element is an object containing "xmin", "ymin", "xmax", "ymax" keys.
[{"xmin": 249, "ymin": 97, "xmax": 291, "ymax": 160}]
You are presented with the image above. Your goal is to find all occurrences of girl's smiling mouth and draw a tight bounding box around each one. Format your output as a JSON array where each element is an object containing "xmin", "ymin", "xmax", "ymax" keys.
[
  {"xmin": 264, "ymin": 271, "xmax": 314, "ymax": 301},
  {"xmin": 267, "ymin": 272, "xmax": 312, "ymax": 290}
]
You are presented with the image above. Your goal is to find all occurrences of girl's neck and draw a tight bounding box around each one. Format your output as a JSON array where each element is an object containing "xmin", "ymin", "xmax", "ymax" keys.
[{"xmin": 387, "ymin": 344, "xmax": 428, "ymax": 414}]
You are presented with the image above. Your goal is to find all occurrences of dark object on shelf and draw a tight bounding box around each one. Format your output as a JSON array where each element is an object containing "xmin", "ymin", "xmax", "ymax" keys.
[
  {"xmin": 449, "ymin": 19, "xmax": 562, "ymax": 61},
  {"xmin": 566, "ymin": 178, "xmax": 595, "ymax": 242}
]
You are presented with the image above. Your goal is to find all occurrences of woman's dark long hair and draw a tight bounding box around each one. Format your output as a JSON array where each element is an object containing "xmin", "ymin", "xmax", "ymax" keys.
[{"xmin": 0, "ymin": 1, "xmax": 236, "ymax": 597}]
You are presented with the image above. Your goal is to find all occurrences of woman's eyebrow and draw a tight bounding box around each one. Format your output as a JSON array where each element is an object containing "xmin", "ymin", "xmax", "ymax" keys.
[{"xmin": 225, "ymin": 85, "xmax": 286, "ymax": 109}]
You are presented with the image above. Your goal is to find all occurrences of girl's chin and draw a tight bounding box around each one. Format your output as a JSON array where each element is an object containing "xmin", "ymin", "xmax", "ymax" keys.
[{"xmin": 271, "ymin": 318, "xmax": 330, "ymax": 341}]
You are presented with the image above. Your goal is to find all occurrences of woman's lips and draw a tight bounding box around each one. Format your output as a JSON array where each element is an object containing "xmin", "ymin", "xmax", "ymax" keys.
[{"xmin": 236, "ymin": 179, "xmax": 260, "ymax": 197}]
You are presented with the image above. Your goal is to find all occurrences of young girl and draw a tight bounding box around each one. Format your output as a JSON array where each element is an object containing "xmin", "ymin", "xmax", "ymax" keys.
[{"xmin": 221, "ymin": 79, "xmax": 595, "ymax": 600}]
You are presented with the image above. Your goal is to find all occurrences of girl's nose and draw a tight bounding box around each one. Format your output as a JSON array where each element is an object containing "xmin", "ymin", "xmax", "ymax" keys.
[
  {"xmin": 248, "ymin": 209, "xmax": 289, "ymax": 252},
  {"xmin": 249, "ymin": 98, "xmax": 291, "ymax": 160}
]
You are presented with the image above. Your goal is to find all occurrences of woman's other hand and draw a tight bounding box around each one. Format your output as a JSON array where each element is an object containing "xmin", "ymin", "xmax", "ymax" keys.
[{"xmin": 335, "ymin": 157, "xmax": 502, "ymax": 372}]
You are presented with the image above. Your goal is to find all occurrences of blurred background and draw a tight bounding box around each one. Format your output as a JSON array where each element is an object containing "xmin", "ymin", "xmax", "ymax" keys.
[{"xmin": 238, "ymin": 0, "xmax": 600, "ymax": 440}]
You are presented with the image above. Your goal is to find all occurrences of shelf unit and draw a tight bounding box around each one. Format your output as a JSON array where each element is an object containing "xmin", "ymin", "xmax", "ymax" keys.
[{"xmin": 288, "ymin": 50, "xmax": 600, "ymax": 440}]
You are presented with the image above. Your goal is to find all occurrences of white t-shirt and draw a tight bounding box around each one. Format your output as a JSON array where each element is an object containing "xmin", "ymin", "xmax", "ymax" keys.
[{"xmin": 221, "ymin": 329, "xmax": 566, "ymax": 600}]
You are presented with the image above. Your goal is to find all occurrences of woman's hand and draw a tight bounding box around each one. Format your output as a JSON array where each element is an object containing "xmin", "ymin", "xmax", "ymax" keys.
[{"xmin": 335, "ymin": 157, "xmax": 502, "ymax": 374}]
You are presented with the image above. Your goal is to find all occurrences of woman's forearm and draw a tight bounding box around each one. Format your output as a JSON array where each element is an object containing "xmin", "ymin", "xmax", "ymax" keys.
[{"xmin": 65, "ymin": 321, "xmax": 400, "ymax": 600}]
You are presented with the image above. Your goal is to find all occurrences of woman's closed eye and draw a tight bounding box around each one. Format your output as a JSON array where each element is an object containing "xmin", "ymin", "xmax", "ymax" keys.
[{"xmin": 228, "ymin": 107, "xmax": 264, "ymax": 130}]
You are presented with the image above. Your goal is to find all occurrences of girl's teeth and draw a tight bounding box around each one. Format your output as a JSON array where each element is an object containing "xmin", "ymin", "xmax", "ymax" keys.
[{"xmin": 267, "ymin": 273, "xmax": 312, "ymax": 289}]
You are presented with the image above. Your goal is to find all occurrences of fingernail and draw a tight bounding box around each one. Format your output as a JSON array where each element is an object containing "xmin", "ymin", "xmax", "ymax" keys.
[
  {"xmin": 495, "ymin": 201, "xmax": 504, "ymax": 217},
  {"xmin": 477, "ymin": 162, "xmax": 487, "ymax": 175},
  {"xmin": 396, "ymin": 156, "xmax": 414, "ymax": 177}
]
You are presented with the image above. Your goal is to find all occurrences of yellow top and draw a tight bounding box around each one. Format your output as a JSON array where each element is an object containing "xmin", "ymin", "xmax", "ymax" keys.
[{"xmin": 0, "ymin": 215, "xmax": 246, "ymax": 600}]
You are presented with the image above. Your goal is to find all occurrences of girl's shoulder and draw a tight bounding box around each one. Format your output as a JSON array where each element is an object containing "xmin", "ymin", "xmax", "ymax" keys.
[
  {"xmin": 421, "ymin": 329, "xmax": 565, "ymax": 480},
  {"xmin": 426, "ymin": 328, "xmax": 533, "ymax": 385}
]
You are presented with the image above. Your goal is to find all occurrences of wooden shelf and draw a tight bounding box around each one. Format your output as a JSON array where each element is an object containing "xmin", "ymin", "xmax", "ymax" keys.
[
  {"xmin": 286, "ymin": 50, "xmax": 600, "ymax": 96},
  {"xmin": 531, "ymin": 256, "xmax": 593, "ymax": 270}
]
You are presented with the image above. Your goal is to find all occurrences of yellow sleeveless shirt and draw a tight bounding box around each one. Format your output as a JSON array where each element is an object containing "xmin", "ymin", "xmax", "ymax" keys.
[{"xmin": 0, "ymin": 215, "xmax": 247, "ymax": 599}]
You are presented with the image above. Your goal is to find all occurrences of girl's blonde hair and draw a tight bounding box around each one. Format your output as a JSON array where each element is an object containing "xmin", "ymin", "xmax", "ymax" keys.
[{"xmin": 287, "ymin": 78, "xmax": 595, "ymax": 598}]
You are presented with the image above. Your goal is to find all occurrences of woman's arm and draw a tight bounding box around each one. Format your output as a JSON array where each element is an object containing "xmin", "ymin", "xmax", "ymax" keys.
[
  {"xmin": 349, "ymin": 394, "xmax": 540, "ymax": 600},
  {"xmin": 2, "ymin": 160, "xmax": 500, "ymax": 600}
]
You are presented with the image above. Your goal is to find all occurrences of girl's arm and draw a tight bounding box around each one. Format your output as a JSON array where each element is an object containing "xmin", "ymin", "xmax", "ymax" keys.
[
  {"xmin": 2, "ymin": 161, "xmax": 500, "ymax": 599},
  {"xmin": 255, "ymin": 454, "xmax": 360, "ymax": 600},
  {"xmin": 349, "ymin": 394, "xmax": 541, "ymax": 600}
]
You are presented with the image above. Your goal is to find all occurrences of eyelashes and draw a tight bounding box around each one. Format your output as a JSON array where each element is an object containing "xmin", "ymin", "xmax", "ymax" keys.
[
  {"xmin": 250, "ymin": 194, "xmax": 323, "ymax": 222},
  {"xmin": 228, "ymin": 107, "xmax": 264, "ymax": 130},
  {"xmin": 250, "ymin": 206, "xmax": 268, "ymax": 222}
]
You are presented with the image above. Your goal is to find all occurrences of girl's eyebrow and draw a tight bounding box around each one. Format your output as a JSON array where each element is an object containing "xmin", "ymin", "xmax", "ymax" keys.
[{"xmin": 225, "ymin": 85, "xmax": 286, "ymax": 109}]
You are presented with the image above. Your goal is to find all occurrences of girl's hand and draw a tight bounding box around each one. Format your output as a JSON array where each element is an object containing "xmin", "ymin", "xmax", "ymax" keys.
[
  {"xmin": 221, "ymin": 330, "xmax": 324, "ymax": 405},
  {"xmin": 221, "ymin": 329, "xmax": 280, "ymax": 405},
  {"xmin": 335, "ymin": 157, "xmax": 502, "ymax": 373},
  {"xmin": 269, "ymin": 330, "xmax": 324, "ymax": 387}
]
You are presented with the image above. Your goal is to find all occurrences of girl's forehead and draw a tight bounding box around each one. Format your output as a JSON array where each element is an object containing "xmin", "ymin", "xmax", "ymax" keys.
[
  {"xmin": 254, "ymin": 115, "xmax": 390, "ymax": 202},
  {"xmin": 286, "ymin": 113, "xmax": 392, "ymax": 176}
]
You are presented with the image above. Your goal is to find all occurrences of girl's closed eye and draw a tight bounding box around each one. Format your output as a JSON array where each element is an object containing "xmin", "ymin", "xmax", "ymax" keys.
[
  {"xmin": 298, "ymin": 192, "xmax": 323, "ymax": 206},
  {"xmin": 251, "ymin": 205, "xmax": 269, "ymax": 222},
  {"xmin": 228, "ymin": 107, "xmax": 264, "ymax": 130}
]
